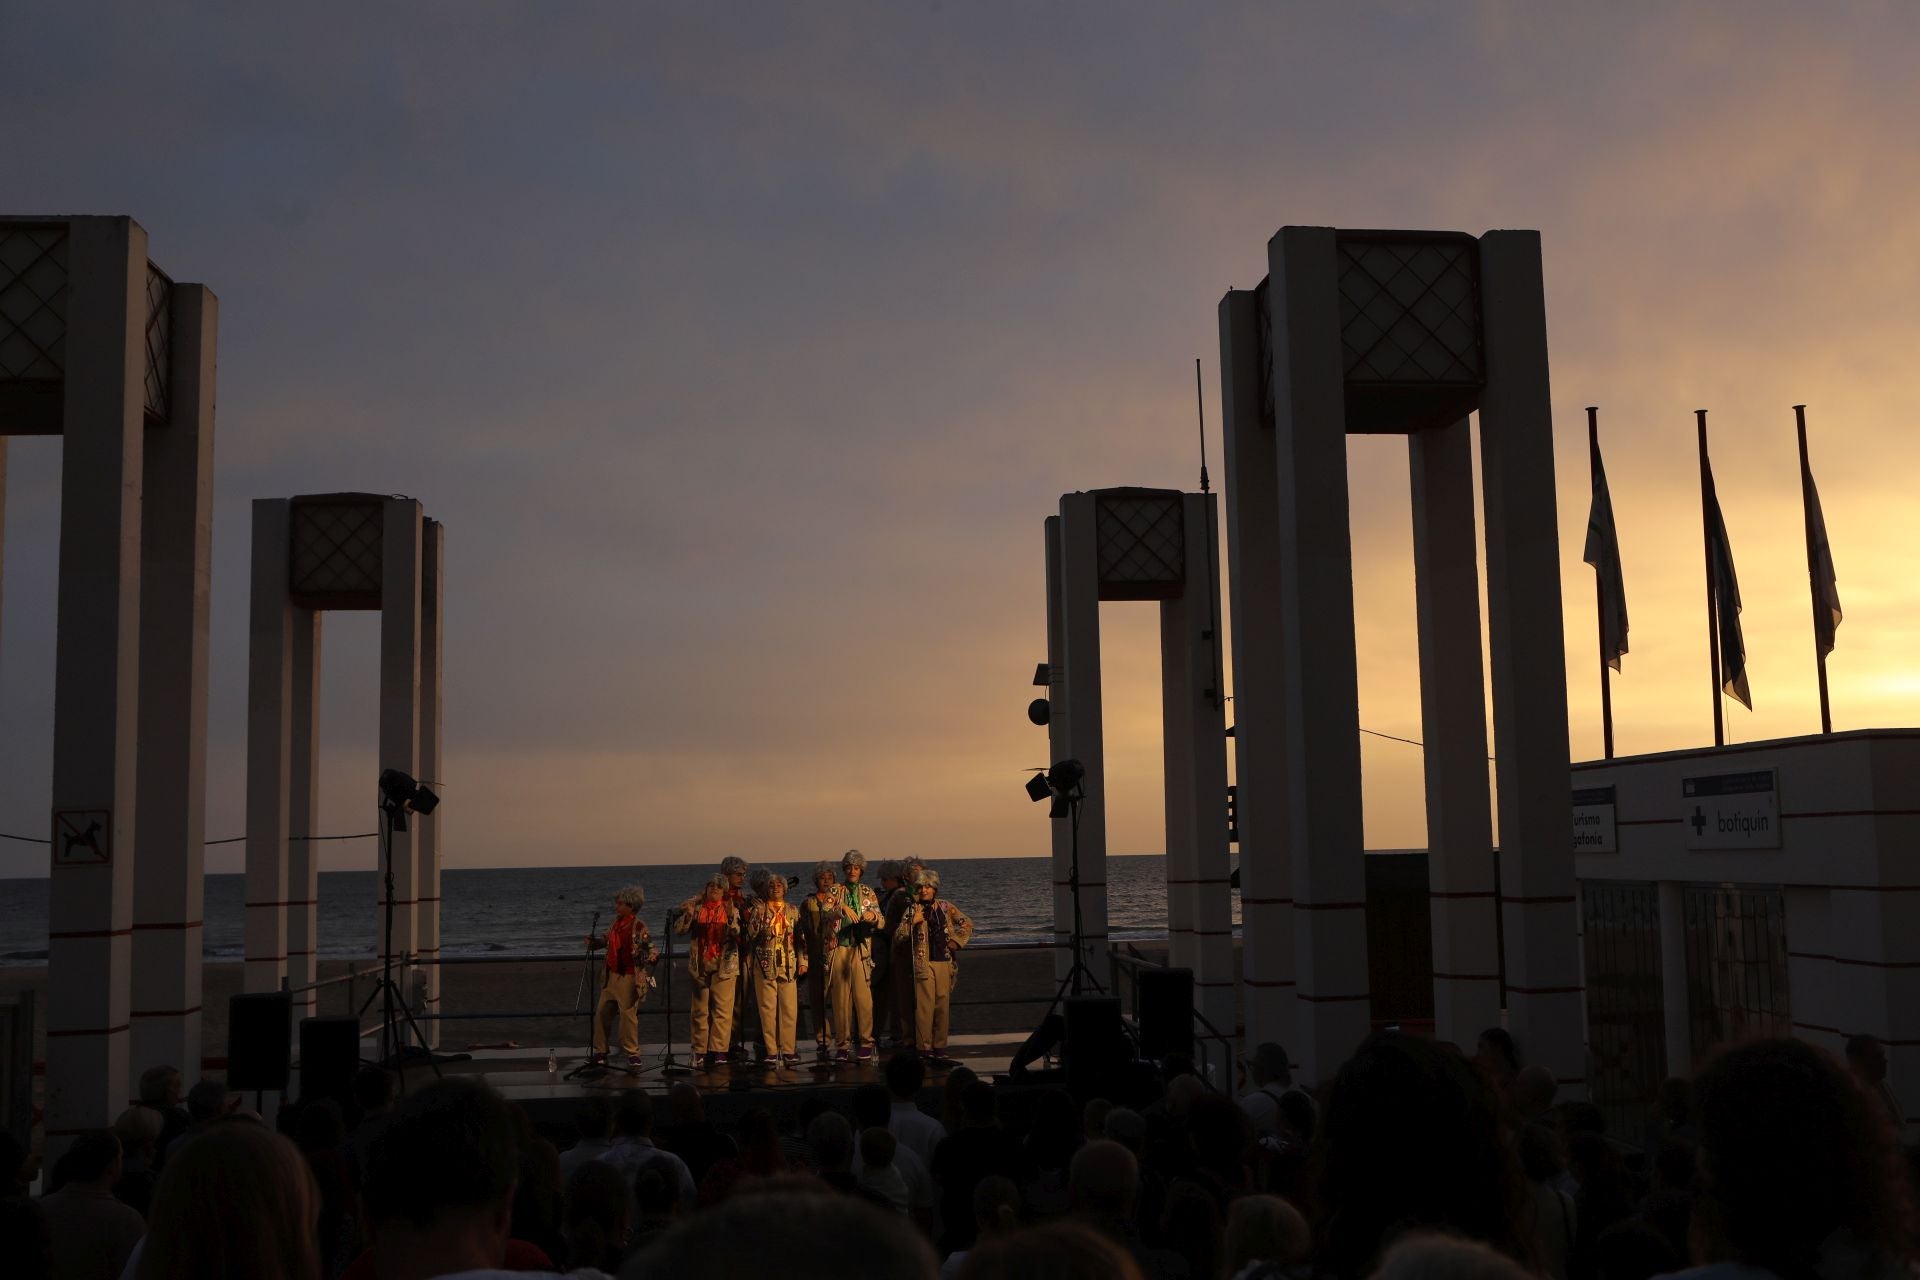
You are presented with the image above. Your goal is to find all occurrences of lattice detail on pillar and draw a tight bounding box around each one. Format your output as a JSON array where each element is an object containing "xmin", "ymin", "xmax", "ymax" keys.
[
  {"xmin": 0, "ymin": 224, "xmax": 68, "ymax": 433},
  {"xmin": 144, "ymin": 264, "xmax": 171, "ymax": 424},
  {"xmin": 1334, "ymin": 231, "xmax": 1484, "ymax": 434},
  {"xmin": 1094, "ymin": 488, "xmax": 1185, "ymax": 602},
  {"xmin": 289, "ymin": 495, "xmax": 386, "ymax": 610}
]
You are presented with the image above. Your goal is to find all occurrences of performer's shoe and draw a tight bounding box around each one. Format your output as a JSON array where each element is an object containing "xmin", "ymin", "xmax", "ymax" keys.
[
  {"xmin": 626, "ymin": 1056, "xmax": 644, "ymax": 1073},
  {"xmin": 782, "ymin": 1054, "xmax": 803, "ymax": 1069},
  {"xmin": 588, "ymin": 1053, "xmax": 608, "ymax": 1067},
  {"xmin": 814, "ymin": 1043, "xmax": 831, "ymax": 1063},
  {"xmin": 855, "ymin": 1046, "xmax": 875, "ymax": 1062},
  {"xmin": 833, "ymin": 1048, "xmax": 854, "ymax": 1064}
]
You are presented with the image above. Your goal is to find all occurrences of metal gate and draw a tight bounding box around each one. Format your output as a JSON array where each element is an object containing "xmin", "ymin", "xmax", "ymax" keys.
[
  {"xmin": 1580, "ymin": 881, "xmax": 1666, "ymax": 1142},
  {"xmin": 1682, "ymin": 884, "xmax": 1790, "ymax": 1060}
]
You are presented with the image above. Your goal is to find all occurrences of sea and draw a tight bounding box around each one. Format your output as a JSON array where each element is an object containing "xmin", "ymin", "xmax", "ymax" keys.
[{"xmin": 0, "ymin": 855, "xmax": 1237, "ymax": 965}]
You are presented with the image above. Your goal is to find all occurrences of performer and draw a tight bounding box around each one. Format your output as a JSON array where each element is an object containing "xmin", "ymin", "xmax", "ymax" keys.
[
  {"xmin": 897, "ymin": 867, "xmax": 972, "ymax": 1064},
  {"xmin": 719, "ymin": 855, "xmax": 757, "ymax": 1062},
  {"xmin": 674, "ymin": 874, "xmax": 742, "ymax": 1069},
  {"xmin": 833, "ymin": 848, "xmax": 884, "ymax": 1062},
  {"xmin": 887, "ymin": 856, "xmax": 925, "ymax": 1045},
  {"xmin": 584, "ymin": 885, "xmax": 659, "ymax": 1069},
  {"xmin": 872, "ymin": 860, "xmax": 908, "ymax": 1047},
  {"xmin": 797, "ymin": 860, "xmax": 842, "ymax": 1064},
  {"xmin": 745, "ymin": 868, "xmax": 806, "ymax": 1068}
]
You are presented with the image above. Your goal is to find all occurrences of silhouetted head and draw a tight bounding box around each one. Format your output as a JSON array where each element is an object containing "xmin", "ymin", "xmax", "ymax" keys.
[
  {"xmin": 1312, "ymin": 1032, "xmax": 1534, "ymax": 1280},
  {"xmin": 1692, "ymin": 1037, "xmax": 1914, "ymax": 1273},
  {"xmin": 885, "ymin": 1051, "xmax": 926, "ymax": 1100}
]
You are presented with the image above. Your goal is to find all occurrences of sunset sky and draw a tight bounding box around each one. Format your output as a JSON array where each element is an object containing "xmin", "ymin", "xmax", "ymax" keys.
[{"xmin": 4, "ymin": 3, "xmax": 1919, "ymax": 877}]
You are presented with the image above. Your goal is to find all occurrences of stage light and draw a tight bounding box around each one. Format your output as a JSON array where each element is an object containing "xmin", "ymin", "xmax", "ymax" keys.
[
  {"xmin": 1046, "ymin": 758, "xmax": 1085, "ymax": 798},
  {"xmin": 1025, "ymin": 772, "xmax": 1052, "ymax": 803},
  {"xmin": 378, "ymin": 769, "xmax": 440, "ymax": 830},
  {"xmin": 1028, "ymin": 698, "xmax": 1050, "ymax": 726},
  {"xmin": 1032, "ymin": 663, "xmax": 1051, "ymax": 687}
]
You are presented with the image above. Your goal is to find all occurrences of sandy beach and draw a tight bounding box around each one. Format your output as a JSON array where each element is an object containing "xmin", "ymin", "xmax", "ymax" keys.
[{"xmin": 1, "ymin": 940, "xmax": 1197, "ymax": 1070}]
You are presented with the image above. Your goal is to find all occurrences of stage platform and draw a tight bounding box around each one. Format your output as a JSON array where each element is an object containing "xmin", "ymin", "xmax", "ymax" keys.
[{"xmin": 379, "ymin": 1031, "xmax": 1034, "ymax": 1132}]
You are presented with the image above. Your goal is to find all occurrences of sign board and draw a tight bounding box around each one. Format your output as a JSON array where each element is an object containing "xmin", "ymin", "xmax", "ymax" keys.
[
  {"xmin": 1572, "ymin": 785, "xmax": 1617, "ymax": 853},
  {"xmin": 51, "ymin": 809, "xmax": 112, "ymax": 866},
  {"xmin": 1682, "ymin": 770, "xmax": 1780, "ymax": 850}
]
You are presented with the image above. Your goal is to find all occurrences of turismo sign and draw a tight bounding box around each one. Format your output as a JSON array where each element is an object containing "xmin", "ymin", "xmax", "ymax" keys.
[
  {"xmin": 1571, "ymin": 786, "xmax": 1617, "ymax": 854},
  {"xmin": 1682, "ymin": 769, "xmax": 1780, "ymax": 850}
]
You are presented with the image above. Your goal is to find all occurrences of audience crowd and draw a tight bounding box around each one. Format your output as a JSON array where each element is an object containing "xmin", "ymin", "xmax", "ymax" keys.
[{"xmin": 1, "ymin": 1027, "xmax": 1914, "ymax": 1280}]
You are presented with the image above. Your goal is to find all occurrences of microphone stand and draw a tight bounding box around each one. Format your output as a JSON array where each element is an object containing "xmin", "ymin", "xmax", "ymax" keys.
[
  {"xmin": 656, "ymin": 908, "xmax": 693, "ymax": 1076},
  {"xmin": 565, "ymin": 910, "xmax": 607, "ymax": 1081}
]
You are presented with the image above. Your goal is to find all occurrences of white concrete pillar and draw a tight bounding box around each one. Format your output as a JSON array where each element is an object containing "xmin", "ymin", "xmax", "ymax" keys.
[
  {"xmin": 1219, "ymin": 286, "xmax": 1296, "ymax": 1056},
  {"xmin": 46, "ymin": 216, "xmax": 147, "ymax": 1143},
  {"xmin": 0, "ymin": 438, "xmax": 8, "ymax": 664},
  {"xmin": 1043, "ymin": 516, "xmax": 1076, "ymax": 983},
  {"xmin": 417, "ymin": 518, "xmax": 444, "ymax": 1044},
  {"xmin": 377, "ymin": 498, "xmax": 424, "ymax": 1048},
  {"xmin": 1163, "ymin": 493, "xmax": 1234, "ymax": 1044},
  {"xmin": 130, "ymin": 282, "xmax": 216, "ymax": 1077},
  {"xmin": 1056, "ymin": 493, "xmax": 1109, "ymax": 984},
  {"xmin": 1267, "ymin": 228, "xmax": 1372, "ymax": 1082},
  {"xmin": 245, "ymin": 499, "xmax": 294, "ymax": 998},
  {"xmin": 1408, "ymin": 418, "xmax": 1501, "ymax": 1048},
  {"xmin": 1478, "ymin": 230, "xmax": 1585, "ymax": 1096},
  {"xmin": 286, "ymin": 610, "xmax": 321, "ymax": 1019}
]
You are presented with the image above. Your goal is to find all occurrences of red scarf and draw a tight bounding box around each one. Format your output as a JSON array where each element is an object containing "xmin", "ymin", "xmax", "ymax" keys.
[
  {"xmin": 604, "ymin": 915, "xmax": 637, "ymax": 974},
  {"xmin": 692, "ymin": 899, "xmax": 730, "ymax": 964}
]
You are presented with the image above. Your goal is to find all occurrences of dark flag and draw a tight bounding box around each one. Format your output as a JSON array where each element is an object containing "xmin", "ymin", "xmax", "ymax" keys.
[
  {"xmin": 1806, "ymin": 465, "xmax": 1843, "ymax": 657},
  {"xmin": 1583, "ymin": 440, "xmax": 1629, "ymax": 671},
  {"xmin": 1704, "ymin": 464, "xmax": 1751, "ymax": 709}
]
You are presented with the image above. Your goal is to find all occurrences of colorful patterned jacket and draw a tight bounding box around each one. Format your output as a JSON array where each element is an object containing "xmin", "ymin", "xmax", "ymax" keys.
[
  {"xmin": 797, "ymin": 890, "xmax": 842, "ymax": 967},
  {"xmin": 746, "ymin": 898, "xmax": 805, "ymax": 983},
  {"xmin": 895, "ymin": 899, "xmax": 974, "ymax": 975},
  {"xmin": 674, "ymin": 898, "xmax": 742, "ymax": 981},
  {"xmin": 834, "ymin": 882, "xmax": 884, "ymax": 966}
]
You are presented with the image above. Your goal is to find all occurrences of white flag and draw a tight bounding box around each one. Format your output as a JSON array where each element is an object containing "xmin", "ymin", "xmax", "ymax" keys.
[{"xmin": 1583, "ymin": 449, "xmax": 1629, "ymax": 671}]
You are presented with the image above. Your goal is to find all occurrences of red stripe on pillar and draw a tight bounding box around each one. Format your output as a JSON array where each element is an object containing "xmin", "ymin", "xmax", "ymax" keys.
[
  {"xmin": 130, "ymin": 1006, "xmax": 203, "ymax": 1018},
  {"xmin": 48, "ymin": 927, "xmax": 132, "ymax": 940},
  {"xmin": 47, "ymin": 1023, "xmax": 130, "ymax": 1037},
  {"xmin": 1243, "ymin": 979, "xmax": 1296, "ymax": 988},
  {"xmin": 131, "ymin": 920, "xmax": 203, "ymax": 931},
  {"xmin": 1429, "ymin": 890, "xmax": 1496, "ymax": 900},
  {"xmin": 1240, "ymin": 897, "xmax": 1292, "ymax": 906}
]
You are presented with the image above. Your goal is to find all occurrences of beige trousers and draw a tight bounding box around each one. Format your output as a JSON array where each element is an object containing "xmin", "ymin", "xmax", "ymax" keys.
[
  {"xmin": 753, "ymin": 971, "xmax": 799, "ymax": 1059},
  {"xmin": 828, "ymin": 947, "xmax": 873, "ymax": 1051},
  {"xmin": 913, "ymin": 960, "xmax": 955, "ymax": 1052},
  {"xmin": 593, "ymin": 970, "xmax": 641, "ymax": 1056},
  {"xmin": 689, "ymin": 967, "xmax": 737, "ymax": 1056}
]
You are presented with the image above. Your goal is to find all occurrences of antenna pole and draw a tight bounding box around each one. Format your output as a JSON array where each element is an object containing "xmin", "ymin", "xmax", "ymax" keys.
[{"xmin": 1194, "ymin": 357, "xmax": 1210, "ymax": 494}]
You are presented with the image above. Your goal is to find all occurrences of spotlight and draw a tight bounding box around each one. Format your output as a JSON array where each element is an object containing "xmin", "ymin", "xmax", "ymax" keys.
[
  {"xmin": 1045, "ymin": 758, "xmax": 1085, "ymax": 798},
  {"xmin": 1025, "ymin": 772, "xmax": 1053, "ymax": 803},
  {"xmin": 1032, "ymin": 663, "xmax": 1051, "ymax": 687},
  {"xmin": 1027, "ymin": 698, "xmax": 1050, "ymax": 727},
  {"xmin": 378, "ymin": 768, "xmax": 440, "ymax": 831}
]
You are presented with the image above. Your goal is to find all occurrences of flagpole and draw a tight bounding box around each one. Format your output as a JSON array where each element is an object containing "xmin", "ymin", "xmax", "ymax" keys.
[
  {"xmin": 1697, "ymin": 409, "xmax": 1724, "ymax": 748},
  {"xmin": 1795, "ymin": 404, "xmax": 1832, "ymax": 735},
  {"xmin": 1588, "ymin": 406, "xmax": 1614, "ymax": 759}
]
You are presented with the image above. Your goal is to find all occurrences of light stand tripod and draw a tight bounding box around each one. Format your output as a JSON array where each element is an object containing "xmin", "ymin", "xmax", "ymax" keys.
[
  {"xmin": 565, "ymin": 910, "xmax": 608, "ymax": 1081},
  {"xmin": 357, "ymin": 792, "xmax": 441, "ymax": 1087},
  {"xmin": 1042, "ymin": 774, "xmax": 1107, "ymax": 1016}
]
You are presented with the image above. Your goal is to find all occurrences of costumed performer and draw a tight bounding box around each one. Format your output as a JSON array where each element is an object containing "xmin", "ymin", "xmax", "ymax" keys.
[
  {"xmin": 746, "ymin": 867, "xmax": 806, "ymax": 1069},
  {"xmin": 898, "ymin": 867, "xmax": 973, "ymax": 1064},
  {"xmin": 719, "ymin": 855, "xmax": 757, "ymax": 1062},
  {"xmin": 584, "ymin": 884, "xmax": 659, "ymax": 1069},
  {"xmin": 797, "ymin": 859, "xmax": 842, "ymax": 1063},
  {"xmin": 832, "ymin": 848, "xmax": 884, "ymax": 1061},
  {"xmin": 674, "ymin": 873, "xmax": 742, "ymax": 1068}
]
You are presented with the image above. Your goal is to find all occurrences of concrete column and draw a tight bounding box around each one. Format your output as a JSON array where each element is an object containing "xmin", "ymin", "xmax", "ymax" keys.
[
  {"xmin": 417, "ymin": 519, "xmax": 445, "ymax": 1045},
  {"xmin": 286, "ymin": 610, "xmax": 321, "ymax": 1019},
  {"xmin": 1161, "ymin": 589, "xmax": 1198, "ymax": 974},
  {"xmin": 1656, "ymin": 881, "xmax": 1692, "ymax": 1078},
  {"xmin": 1219, "ymin": 287, "xmax": 1295, "ymax": 1055},
  {"xmin": 46, "ymin": 216, "xmax": 147, "ymax": 1144},
  {"xmin": 1043, "ymin": 516, "xmax": 1075, "ymax": 983},
  {"xmin": 1864, "ymin": 888, "xmax": 1920, "ymax": 1136},
  {"xmin": 130, "ymin": 282, "xmax": 216, "ymax": 1077},
  {"xmin": 245, "ymin": 500, "xmax": 294, "ymax": 997},
  {"xmin": 1408, "ymin": 418, "xmax": 1501, "ymax": 1048},
  {"xmin": 0, "ymin": 438, "xmax": 7, "ymax": 669},
  {"xmin": 1478, "ymin": 230, "xmax": 1585, "ymax": 1095},
  {"xmin": 1056, "ymin": 493, "xmax": 1109, "ymax": 984},
  {"xmin": 1267, "ymin": 228, "xmax": 1371, "ymax": 1082},
  {"xmin": 1166, "ymin": 493, "xmax": 1234, "ymax": 1045},
  {"xmin": 377, "ymin": 498, "xmax": 423, "ymax": 1049}
]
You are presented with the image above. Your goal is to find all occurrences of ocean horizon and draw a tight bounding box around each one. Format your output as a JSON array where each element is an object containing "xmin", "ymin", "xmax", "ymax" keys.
[{"xmin": 0, "ymin": 853, "xmax": 1238, "ymax": 966}]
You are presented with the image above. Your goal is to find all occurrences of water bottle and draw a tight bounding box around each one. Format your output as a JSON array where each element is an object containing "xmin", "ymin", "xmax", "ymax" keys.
[{"xmin": 546, "ymin": 1050, "xmax": 558, "ymax": 1081}]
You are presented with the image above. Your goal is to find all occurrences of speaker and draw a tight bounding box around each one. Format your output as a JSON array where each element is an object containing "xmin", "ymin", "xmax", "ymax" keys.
[
  {"xmin": 1136, "ymin": 967, "xmax": 1195, "ymax": 1061},
  {"xmin": 227, "ymin": 992, "xmax": 293, "ymax": 1091},
  {"xmin": 299, "ymin": 1017, "xmax": 361, "ymax": 1103},
  {"xmin": 1063, "ymin": 995, "xmax": 1125, "ymax": 1102}
]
